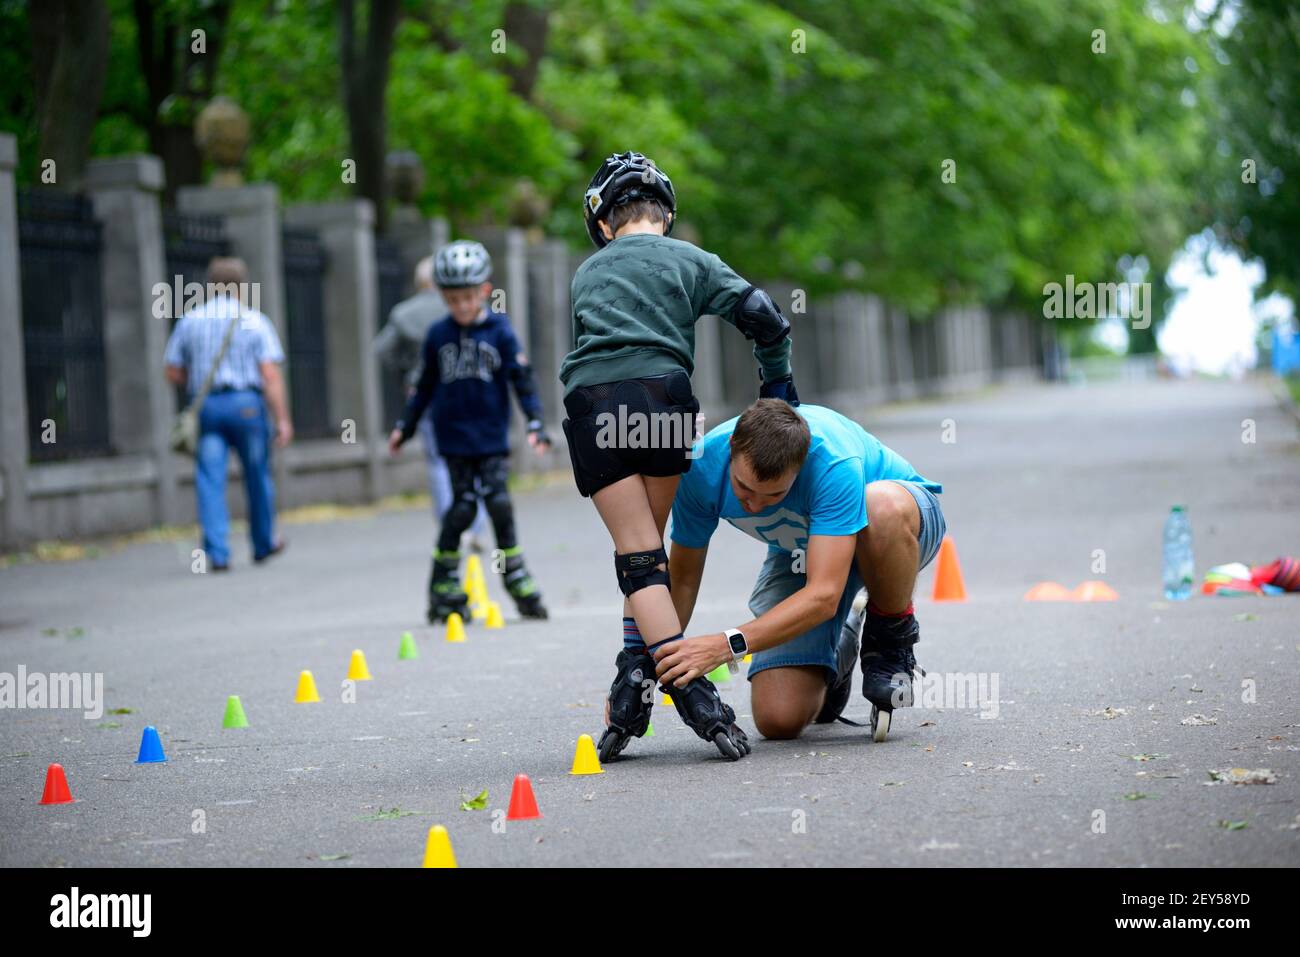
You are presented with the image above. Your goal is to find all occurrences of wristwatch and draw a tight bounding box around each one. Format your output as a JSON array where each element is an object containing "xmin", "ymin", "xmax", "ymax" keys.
[{"xmin": 724, "ymin": 628, "xmax": 748, "ymax": 675}]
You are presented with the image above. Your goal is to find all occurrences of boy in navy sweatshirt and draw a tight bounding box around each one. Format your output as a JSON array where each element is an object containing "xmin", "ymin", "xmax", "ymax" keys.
[{"xmin": 388, "ymin": 240, "xmax": 550, "ymax": 623}]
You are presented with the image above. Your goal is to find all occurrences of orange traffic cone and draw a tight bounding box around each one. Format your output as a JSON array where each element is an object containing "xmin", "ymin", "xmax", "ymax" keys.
[
  {"xmin": 1024, "ymin": 581, "xmax": 1072, "ymax": 601},
  {"xmin": 1072, "ymin": 580, "xmax": 1118, "ymax": 601},
  {"xmin": 506, "ymin": 773, "xmax": 542, "ymax": 821},
  {"xmin": 931, "ymin": 535, "xmax": 967, "ymax": 602},
  {"xmin": 40, "ymin": 763, "xmax": 73, "ymax": 805}
]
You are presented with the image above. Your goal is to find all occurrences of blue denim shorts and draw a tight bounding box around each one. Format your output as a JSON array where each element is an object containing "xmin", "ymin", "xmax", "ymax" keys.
[{"xmin": 746, "ymin": 480, "xmax": 946, "ymax": 682}]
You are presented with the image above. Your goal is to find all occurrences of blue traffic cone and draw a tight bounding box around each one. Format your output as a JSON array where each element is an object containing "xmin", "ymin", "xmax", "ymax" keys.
[{"xmin": 135, "ymin": 725, "xmax": 166, "ymax": 764}]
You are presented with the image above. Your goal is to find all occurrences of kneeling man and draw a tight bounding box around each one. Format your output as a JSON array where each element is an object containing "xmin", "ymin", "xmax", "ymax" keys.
[{"xmin": 657, "ymin": 399, "xmax": 946, "ymax": 742}]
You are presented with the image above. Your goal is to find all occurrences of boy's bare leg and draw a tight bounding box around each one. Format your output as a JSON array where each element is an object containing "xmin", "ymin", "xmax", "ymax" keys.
[
  {"xmin": 620, "ymin": 474, "xmax": 680, "ymax": 621},
  {"xmin": 601, "ymin": 473, "xmax": 680, "ymax": 729},
  {"xmin": 592, "ymin": 474, "xmax": 681, "ymax": 643}
]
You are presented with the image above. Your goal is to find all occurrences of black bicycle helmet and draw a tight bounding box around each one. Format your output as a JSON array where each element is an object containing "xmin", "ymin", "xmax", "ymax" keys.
[{"xmin": 583, "ymin": 150, "xmax": 676, "ymax": 248}]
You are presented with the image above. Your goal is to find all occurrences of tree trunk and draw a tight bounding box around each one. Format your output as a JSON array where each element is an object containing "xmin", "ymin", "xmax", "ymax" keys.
[
  {"xmin": 133, "ymin": 0, "xmax": 232, "ymax": 203},
  {"xmin": 501, "ymin": 3, "xmax": 549, "ymax": 101},
  {"xmin": 340, "ymin": 0, "xmax": 402, "ymax": 234},
  {"xmin": 30, "ymin": 0, "xmax": 111, "ymax": 191}
]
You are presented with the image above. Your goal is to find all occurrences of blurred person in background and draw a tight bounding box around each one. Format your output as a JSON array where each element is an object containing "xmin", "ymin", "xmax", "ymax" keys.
[
  {"xmin": 164, "ymin": 257, "xmax": 291, "ymax": 571},
  {"xmin": 373, "ymin": 256, "xmax": 490, "ymax": 551}
]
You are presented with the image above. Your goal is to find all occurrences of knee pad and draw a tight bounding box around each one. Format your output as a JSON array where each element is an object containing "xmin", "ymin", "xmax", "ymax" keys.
[
  {"xmin": 615, "ymin": 547, "xmax": 670, "ymax": 597},
  {"xmin": 484, "ymin": 490, "xmax": 513, "ymax": 528},
  {"xmin": 443, "ymin": 495, "xmax": 479, "ymax": 533}
]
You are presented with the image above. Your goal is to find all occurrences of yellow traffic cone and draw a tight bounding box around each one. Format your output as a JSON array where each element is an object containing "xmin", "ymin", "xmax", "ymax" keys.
[
  {"xmin": 470, "ymin": 576, "xmax": 490, "ymax": 622},
  {"xmin": 422, "ymin": 825, "xmax": 457, "ymax": 868},
  {"xmin": 346, "ymin": 650, "xmax": 372, "ymax": 681},
  {"xmin": 485, "ymin": 601, "xmax": 505, "ymax": 630},
  {"xmin": 294, "ymin": 670, "xmax": 321, "ymax": 703},
  {"xmin": 569, "ymin": 733, "xmax": 605, "ymax": 775},
  {"xmin": 445, "ymin": 613, "xmax": 467, "ymax": 643}
]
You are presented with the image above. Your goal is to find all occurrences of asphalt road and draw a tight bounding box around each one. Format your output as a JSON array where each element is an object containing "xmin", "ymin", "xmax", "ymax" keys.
[{"xmin": 2, "ymin": 375, "xmax": 1297, "ymax": 867}]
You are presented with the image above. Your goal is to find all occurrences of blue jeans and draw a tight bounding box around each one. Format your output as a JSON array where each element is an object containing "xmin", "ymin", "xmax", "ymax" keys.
[
  {"xmin": 746, "ymin": 480, "xmax": 947, "ymax": 681},
  {"xmin": 196, "ymin": 390, "xmax": 277, "ymax": 565},
  {"xmin": 417, "ymin": 410, "xmax": 487, "ymax": 538}
]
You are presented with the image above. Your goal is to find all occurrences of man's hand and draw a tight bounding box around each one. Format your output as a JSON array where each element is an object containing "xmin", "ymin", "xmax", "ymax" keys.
[
  {"xmin": 652, "ymin": 632, "xmax": 731, "ymax": 688},
  {"xmin": 274, "ymin": 418, "xmax": 294, "ymax": 448},
  {"xmin": 388, "ymin": 428, "xmax": 405, "ymax": 455}
]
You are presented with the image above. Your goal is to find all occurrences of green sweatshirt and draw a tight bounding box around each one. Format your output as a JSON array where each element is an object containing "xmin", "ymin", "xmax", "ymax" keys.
[{"xmin": 559, "ymin": 233, "xmax": 792, "ymax": 392}]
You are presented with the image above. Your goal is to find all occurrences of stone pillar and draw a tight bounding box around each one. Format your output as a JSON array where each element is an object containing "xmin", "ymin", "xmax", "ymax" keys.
[
  {"xmin": 86, "ymin": 155, "xmax": 179, "ymax": 523},
  {"xmin": 0, "ymin": 134, "xmax": 30, "ymax": 547},
  {"xmin": 863, "ymin": 294, "xmax": 889, "ymax": 405},
  {"xmin": 177, "ymin": 184, "xmax": 287, "ymax": 348},
  {"xmin": 466, "ymin": 225, "xmax": 530, "ymax": 353},
  {"xmin": 526, "ymin": 237, "xmax": 572, "ymax": 434},
  {"xmin": 283, "ymin": 200, "xmax": 383, "ymax": 497}
]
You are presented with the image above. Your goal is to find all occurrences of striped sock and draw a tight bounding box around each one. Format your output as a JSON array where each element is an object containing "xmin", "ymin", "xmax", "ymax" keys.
[{"xmin": 623, "ymin": 617, "xmax": 645, "ymax": 652}]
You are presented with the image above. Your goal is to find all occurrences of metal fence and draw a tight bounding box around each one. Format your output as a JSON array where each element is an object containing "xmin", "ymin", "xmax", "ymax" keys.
[
  {"xmin": 282, "ymin": 227, "xmax": 331, "ymax": 438},
  {"xmin": 17, "ymin": 189, "xmax": 110, "ymax": 462}
]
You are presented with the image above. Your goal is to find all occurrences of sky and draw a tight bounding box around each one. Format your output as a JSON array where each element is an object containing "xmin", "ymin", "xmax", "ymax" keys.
[{"xmin": 1093, "ymin": 229, "xmax": 1295, "ymax": 376}]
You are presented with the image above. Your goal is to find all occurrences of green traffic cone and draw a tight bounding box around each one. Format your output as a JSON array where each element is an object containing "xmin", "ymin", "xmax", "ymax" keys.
[
  {"xmin": 398, "ymin": 631, "xmax": 419, "ymax": 660},
  {"xmin": 706, "ymin": 663, "xmax": 731, "ymax": 683},
  {"xmin": 222, "ymin": 694, "xmax": 248, "ymax": 728}
]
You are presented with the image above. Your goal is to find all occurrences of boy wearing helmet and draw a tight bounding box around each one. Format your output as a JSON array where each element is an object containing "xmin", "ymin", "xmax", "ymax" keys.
[
  {"xmin": 561, "ymin": 150, "xmax": 799, "ymax": 762},
  {"xmin": 389, "ymin": 240, "xmax": 550, "ymax": 623}
]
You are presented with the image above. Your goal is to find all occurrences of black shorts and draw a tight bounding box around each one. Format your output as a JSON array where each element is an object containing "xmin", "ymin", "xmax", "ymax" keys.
[{"xmin": 562, "ymin": 370, "xmax": 700, "ymax": 498}]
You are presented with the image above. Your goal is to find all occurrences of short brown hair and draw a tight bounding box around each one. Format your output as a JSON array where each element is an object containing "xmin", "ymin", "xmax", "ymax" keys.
[
  {"xmin": 607, "ymin": 198, "xmax": 669, "ymax": 236},
  {"xmin": 730, "ymin": 399, "xmax": 810, "ymax": 481},
  {"xmin": 207, "ymin": 256, "xmax": 249, "ymax": 285}
]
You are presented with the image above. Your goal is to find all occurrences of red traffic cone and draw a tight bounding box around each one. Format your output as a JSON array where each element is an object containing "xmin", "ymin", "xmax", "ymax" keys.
[
  {"xmin": 506, "ymin": 773, "xmax": 541, "ymax": 821},
  {"xmin": 40, "ymin": 763, "xmax": 73, "ymax": 805}
]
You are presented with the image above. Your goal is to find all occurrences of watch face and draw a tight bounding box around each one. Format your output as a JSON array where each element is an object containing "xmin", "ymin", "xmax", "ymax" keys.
[{"xmin": 728, "ymin": 631, "xmax": 746, "ymax": 655}]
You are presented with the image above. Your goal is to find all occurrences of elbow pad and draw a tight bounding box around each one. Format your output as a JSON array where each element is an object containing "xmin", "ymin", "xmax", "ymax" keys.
[{"xmin": 731, "ymin": 285, "xmax": 790, "ymax": 347}]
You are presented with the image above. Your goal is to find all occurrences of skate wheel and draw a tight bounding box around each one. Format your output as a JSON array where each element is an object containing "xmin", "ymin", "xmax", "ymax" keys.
[
  {"xmin": 712, "ymin": 730, "xmax": 743, "ymax": 761},
  {"xmin": 871, "ymin": 706, "xmax": 890, "ymax": 743},
  {"xmin": 598, "ymin": 728, "xmax": 628, "ymax": 763}
]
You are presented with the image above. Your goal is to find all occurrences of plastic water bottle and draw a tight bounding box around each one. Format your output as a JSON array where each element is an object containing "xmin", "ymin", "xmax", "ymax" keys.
[{"xmin": 1162, "ymin": 505, "xmax": 1195, "ymax": 600}]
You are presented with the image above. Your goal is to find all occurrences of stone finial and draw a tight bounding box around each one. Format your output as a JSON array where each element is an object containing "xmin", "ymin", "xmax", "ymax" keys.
[
  {"xmin": 385, "ymin": 150, "xmax": 425, "ymax": 206},
  {"xmin": 195, "ymin": 97, "xmax": 250, "ymax": 187},
  {"xmin": 507, "ymin": 178, "xmax": 549, "ymax": 230}
]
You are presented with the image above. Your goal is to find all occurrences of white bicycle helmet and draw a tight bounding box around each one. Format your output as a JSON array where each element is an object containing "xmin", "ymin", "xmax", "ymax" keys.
[{"xmin": 434, "ymin": 240, "xmax": 492, "ymax": 288}]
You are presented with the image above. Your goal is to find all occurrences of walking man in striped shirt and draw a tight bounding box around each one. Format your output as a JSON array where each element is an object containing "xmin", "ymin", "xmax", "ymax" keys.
[{"xmin": 163, "ymin": 257, "xmax": 292, "ymax": 571}]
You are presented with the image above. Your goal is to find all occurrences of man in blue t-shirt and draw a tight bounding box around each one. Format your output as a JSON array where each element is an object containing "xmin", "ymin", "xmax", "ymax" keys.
[{"xmin": 654, "ymin": 399, "xmax": 947, "ymax": 743}]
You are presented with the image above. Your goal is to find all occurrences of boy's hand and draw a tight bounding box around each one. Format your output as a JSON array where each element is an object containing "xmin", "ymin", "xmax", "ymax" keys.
[
  {"xmin": 758, "ymin": 371, "xmax": 800, "ymax": 406},
  {"xmin": 526, "ymin": 420, "xmax": 552, "ymax": 454},
  {"xmin": 387, "ymin": 428, "xmax": 405, "ymax": 455},
  {"xmin": 652, "ymin": 633, "xmax": 731, "ymax": 688}
]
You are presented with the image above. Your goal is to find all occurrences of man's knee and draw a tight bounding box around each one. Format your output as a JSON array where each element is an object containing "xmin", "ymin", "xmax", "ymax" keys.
[
  {"xmin": 863, "ymin": 481, "xmax": 919, "ymax": 543},
  {"xmin": 750, "ymin": 667, "xmax": 824, "ymax": 740},
  {"xmin": 752, "ymin": 707, "xmax": 810, "ymax": 741}
]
